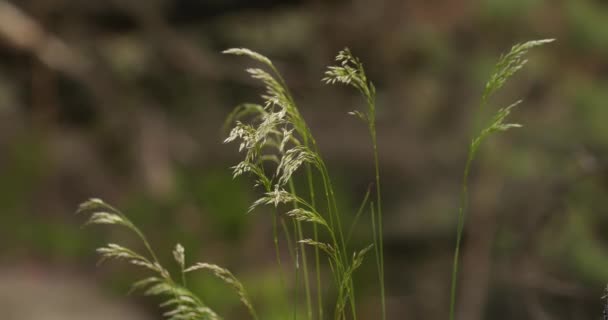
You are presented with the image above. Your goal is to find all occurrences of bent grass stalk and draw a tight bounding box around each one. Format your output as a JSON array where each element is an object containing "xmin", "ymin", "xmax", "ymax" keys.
[
  {"xmin": 223, "ymin": 47, "xmax": 379, "ymax": 320},
  {"xmin": 76, "ymin": 198, "xmax": 257, "ymax": 320},
  {"xmin": 448, "ymin": 39, "xmax": 554, "ymax": 320}
]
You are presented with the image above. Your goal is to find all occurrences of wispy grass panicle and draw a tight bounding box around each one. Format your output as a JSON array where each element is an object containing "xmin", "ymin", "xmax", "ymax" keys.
[
  {"xmin": 277, "ymin": 146, "xmax": 319, "ymax": 187},
  {"xmin": 222, "ymin": 48, "xmax": 273, "ymax": 68},
  {"xmin": 448, "ymin": 39, "xmax": 553, "ymax": 320},
  {"xmin": 481, "ymin": 39, "xmax": 554, "ymax": 104},
  {"xmin": 77, "ymin": 198, "xmax": 258, "ymax": 320},
  {"xmin": 186, "ymin": 263, "xmax": 258, "ymax": 320}
]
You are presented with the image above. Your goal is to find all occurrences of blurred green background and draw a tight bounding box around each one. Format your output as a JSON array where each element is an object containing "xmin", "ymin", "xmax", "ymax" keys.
[{"xmin": 0, "ymin": 0, "xmax": 607, "ymax": 319}]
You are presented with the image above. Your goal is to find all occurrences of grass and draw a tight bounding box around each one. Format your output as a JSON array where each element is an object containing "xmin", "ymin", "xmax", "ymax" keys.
[
  {"xmin": 448, "ymin": 39, "xmax": 553, "ymax": 320},
  {"xmin": 77, "ymin": 39, "xmax": 553, "ymax": 320}
]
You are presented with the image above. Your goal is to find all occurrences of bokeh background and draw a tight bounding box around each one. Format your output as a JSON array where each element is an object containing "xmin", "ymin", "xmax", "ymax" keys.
[{"xmin": 1, "ymin": 0, "xmax": 607, "ymax": 319}]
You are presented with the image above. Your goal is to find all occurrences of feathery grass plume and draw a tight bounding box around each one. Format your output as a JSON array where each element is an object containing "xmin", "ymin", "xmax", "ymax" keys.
[
  {"xmin": 277, "ymin": 146, "xmax": 319, "ymax": 186},
  {"xmin": 223, "ymin": 48, "xmax": 273, "ymax": 67},
  {"xmin": 324, "ymin": 47, "xmax": 386, "ymax": 320},
  {"xmin": 78, "ymin": 198, "xmax": 259, "ymax": 320},
  {"xmin": 286, "ymin": 208, "xmax": 328, "ymax": 227},
  {"xmin": 481, "ymin": 39, "xmax": 554, "ymax": 104},
  {"xmin": 225, "ymin": 47, "xmax": 378, "ymax": 320},
  {"xmin": 249, "ymin": 185, "xmax": 301, "ymax": 213},
  {"xmin": 224, "ymin": 47, "xmax": 324, "ymax": 319},
  {"xmin": 448, "ymin": 39, "xmax": 554, "ymax": 320},
  {"xmin": 186, "ymin": 263, "xmax": 258, "ymax": 320}
]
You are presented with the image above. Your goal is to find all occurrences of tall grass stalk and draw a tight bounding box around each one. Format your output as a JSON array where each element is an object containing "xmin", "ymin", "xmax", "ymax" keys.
[
  {"xmin": 448, "ymin": 39, "xmax": 554, "ymax": 320},
  {"xmin": 323, "ymin": 48, "xmax": 386, "ymax": 320}
]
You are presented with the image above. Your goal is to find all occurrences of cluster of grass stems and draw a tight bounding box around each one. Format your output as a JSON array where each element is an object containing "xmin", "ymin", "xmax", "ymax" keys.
[{"xmin": 77, "ymin": 38, "xmax": 552, "ymax": 320}]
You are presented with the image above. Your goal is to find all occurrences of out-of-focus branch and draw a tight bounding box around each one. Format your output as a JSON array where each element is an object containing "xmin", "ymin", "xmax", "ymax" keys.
[
  {"xmin": 0, "ymin": 1, "xmax": 122, "ymax": 116},
  {"xmin": 0, "ymin": 1, "xmax": 91, "ymax": 79},
  {"xmin": 109, "ymin": 0, "xmax": 223, "ymax": 80}
]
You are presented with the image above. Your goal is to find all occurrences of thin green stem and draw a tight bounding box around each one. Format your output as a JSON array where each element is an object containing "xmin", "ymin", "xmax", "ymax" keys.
[
  {"xmin": 97, "ymin": 203, "xmax": 160, "ymax": 265},
  {"xmin": 294, "ymin": 232, "xmax": 300, "ymax": 320},
  {"xmin": 274, "ymin": 210, "xmax": 288, "ymax": 302},
  {"xmin": 257, "ymin": 175, "xmax": 289, "ymax": 312},
  {"xmin": 282, "ymin": 217, "xmax": 296, "ymax": 269},
  {"xmin": 370, "ymin": 127, "xmax": 386, "ymax": 320},
  {"xmin": 130, "ymin": 224, "xmax": 160, "ymax": 265},
  {"xmin": 370, "ymin": 203, "xmax": 383, "ymax": 318},
  {"xmin": 316, "ymin": 163, "xmax": 357, "ymax": 320},
  {"xmin": 281, "ymin": 217, "xmax": 297, "ymax": 320},
  {"xmin": 297, "ymin": 221, "xmax": 313, "ymax": 320},
  {"xmin": 449, "ymin": 149, "xmax": 474, "ymax": 320},
  {"xmin": 289, "ymin": 179, "xmax": 313, "ymax": 320},
  {"xmin": 350, "ymin": 279, "xmax": 358, "ymax": 320},
  {"xmin": 319, "ymin": 162, "xmax": 348, "ymax": 261},
  {"xmin": 306, "ymin": 163, "xmax": 323, "ymax": 320},
  {"xmin": 181, "ymin": 266, "xmax": 187, "ymax": 287},
  {"xmin": 313, "ymin": 223, "xmax": 322, "ymax": 319},
  {"xmin": 319, "ymin": 162, "xmax": 357, "ymax": 319},
  {"xmin": 346, "ymin": 186, "xmax": 372, "ymax": 244}
]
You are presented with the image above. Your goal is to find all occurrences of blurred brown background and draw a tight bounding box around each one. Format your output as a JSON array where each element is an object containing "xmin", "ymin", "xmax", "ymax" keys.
[{"xmin": 0, "ymin": 0, "xmax": 607, "ymax": 319}]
